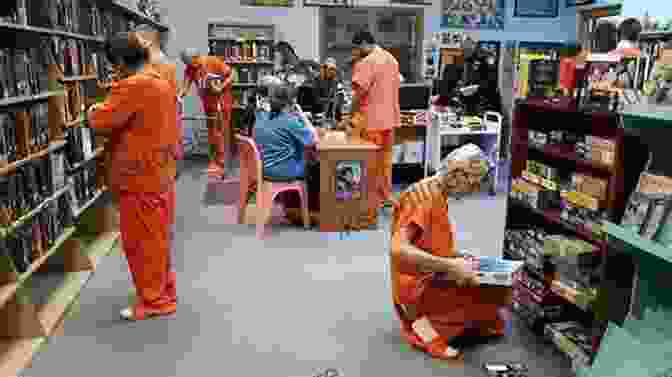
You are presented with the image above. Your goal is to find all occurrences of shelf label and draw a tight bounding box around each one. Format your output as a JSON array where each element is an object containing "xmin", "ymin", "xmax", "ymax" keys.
[{"xmin": 561, "ymin": 191, "xmax": 599, "ymax": 211}]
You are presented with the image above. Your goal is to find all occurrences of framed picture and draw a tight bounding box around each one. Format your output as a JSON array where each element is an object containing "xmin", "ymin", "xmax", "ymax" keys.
[
  {"xmin": 303, "ymin": 0, "xmax": 349, "ymax": 6},
  {"xmin": 514, "ymin": 0, "xmax": 559, "ymax": 18},
  {"xmin": 335, "ymin": 160, "xmax": 363, "ymax": 201}
]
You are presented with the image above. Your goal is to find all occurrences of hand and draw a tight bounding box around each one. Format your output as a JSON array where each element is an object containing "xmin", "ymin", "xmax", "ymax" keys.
[
  {"xmin": 444, "ymin": 257, "xmax": 479, "ymax": 287},
  {"xmin": 88, "ymin": 103, "xmax": 102, "ymax": 113}
]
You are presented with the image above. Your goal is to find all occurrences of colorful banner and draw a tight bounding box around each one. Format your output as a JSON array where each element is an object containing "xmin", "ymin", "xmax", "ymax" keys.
[{"xmin": 441, "ymin": 0, "xmax": 505, "ymax": 30}]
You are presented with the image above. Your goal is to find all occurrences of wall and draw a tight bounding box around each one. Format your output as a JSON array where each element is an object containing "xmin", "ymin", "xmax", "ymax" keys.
[
  {"xmin": 424, "ymin": 0, "xmax": 578, "ymax": 44},
  {"xmin": 622, "ymin": 0, "xmax": 669, "ymax": 17}
]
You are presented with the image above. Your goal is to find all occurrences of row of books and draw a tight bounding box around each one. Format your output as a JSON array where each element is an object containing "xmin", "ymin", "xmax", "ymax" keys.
[
  {"xmin": 233, "ymin": 66, "xmax": 273, "ymax": 85},
  {"xmin": 2, "ymin": 0, "xmax": 129, "ymax": 38},
  {"xmin": 0, "ymin": 104, "xmax": 50, "ymax": 164},
  {"xmin": 0, "ymin": 195, "xmax": 73, "ymax": 273},
  {"xmin": 0, "ymin": 152, "xmax": 64, "ymax": 227},
  {"xmin": 209, "ymin": 40, "xmax": 274, "ymax": 63},
  {"xmin": 0, "ymin": 47, "xmax": 50, "ymax": 100},
  {"xmin": 49, "ymin": 36, "xmax": 103, "ymax": 78},
  {"xmin": 69, "ymin": 161, "xmax": 101, "ymax": 208},
  {"xmin": 65, "ymin": 123, "xmax": 97, "ymax": 166}
]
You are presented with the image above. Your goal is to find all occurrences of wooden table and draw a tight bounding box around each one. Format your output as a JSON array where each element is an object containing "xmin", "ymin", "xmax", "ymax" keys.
[{"xmin": 315, "ymin": 132, "xmax": 380, "ymax": 232}]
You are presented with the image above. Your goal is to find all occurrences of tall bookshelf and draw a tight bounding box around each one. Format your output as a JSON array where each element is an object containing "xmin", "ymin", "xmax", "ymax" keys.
[
  {"xmin": 207, "ymin": 21, "xmax": 274, "ymax": 137},
  {"xmin": 0, "ymin": 1, "xmax": 168, "ymax": 375}
]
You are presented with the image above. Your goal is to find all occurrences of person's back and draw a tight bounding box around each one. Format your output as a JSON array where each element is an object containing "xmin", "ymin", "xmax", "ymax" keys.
[
  {"xmin": 97, "ymin": 69, "xmax": 177, "ymax": 193},
  {"xmin": 357, "ymin": 46, "xmax": 400, "ymax": 129},
  {"xmin": 253, "ymin": 111, "xmax": 313, "ymax": 180}
]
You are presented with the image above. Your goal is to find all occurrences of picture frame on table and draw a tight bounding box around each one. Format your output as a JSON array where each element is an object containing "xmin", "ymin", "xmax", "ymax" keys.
[
  {"xmin": 514, "ymin": 0, "xmax": 559, "ymax": 18},
  {"xmin": 335, "ymin": 160, "xmax": 363, "ymax": 201}
]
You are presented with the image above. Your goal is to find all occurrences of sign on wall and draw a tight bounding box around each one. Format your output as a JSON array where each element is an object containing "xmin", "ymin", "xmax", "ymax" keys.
[
  {"xmin": 240, "ymin": 0, "xmax": 294, "ymax": 6},
  {"xmin": 441, "ymin": 0, "xmax": 505, "ymax": 30},
  {"xmin": 303, "ymin": 0, "xmax": 349, "ymax": 6}
]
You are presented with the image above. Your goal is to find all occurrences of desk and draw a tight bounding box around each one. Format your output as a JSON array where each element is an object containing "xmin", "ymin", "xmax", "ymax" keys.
[{"xmin": 316, "ymin": 133, "xmax": 380, "ymax": 232}]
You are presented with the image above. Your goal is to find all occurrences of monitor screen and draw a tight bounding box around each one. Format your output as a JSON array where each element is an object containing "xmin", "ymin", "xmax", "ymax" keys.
[{"xmin": 399, "ymin": 84, "xmax": 431, "ymax": 110}]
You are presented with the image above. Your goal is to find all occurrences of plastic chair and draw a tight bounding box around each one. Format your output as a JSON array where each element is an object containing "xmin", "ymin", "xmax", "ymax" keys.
[{"xmin": 236, "ymin": 135, "xmax": 310, "ymax": 238}]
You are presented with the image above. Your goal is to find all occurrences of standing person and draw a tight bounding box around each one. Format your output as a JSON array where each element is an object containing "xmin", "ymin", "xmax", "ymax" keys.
[
  {"xmin": 346, "ymin": 30, "xmax": 400, "ymax": 226},
  {"xmin": 88, "ymin": 32, "xmax": 178, "ymax": 320},
  {"xmin": 132, "ymin": 24, "xmax": 179, "ymax": 301},
  {"xmin": 179, "ymin": 48, "xmax": 234, "ymax": 177}
]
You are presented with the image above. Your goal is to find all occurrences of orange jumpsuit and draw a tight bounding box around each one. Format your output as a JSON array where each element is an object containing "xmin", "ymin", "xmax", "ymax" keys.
[
  {"xmin": 390, "ymin": 177, "xmax": 508, "ymax": 358},
  {"xmin": 89, "ymin": 68, "xmax": 178, "ymax": 319},
  {"xmin": 351, "ymin": 47, "xmax": 400, "ymax": 224},
  {"xmin": 185, "ymin": 56, "xmax": 233, "ymax": 172}
]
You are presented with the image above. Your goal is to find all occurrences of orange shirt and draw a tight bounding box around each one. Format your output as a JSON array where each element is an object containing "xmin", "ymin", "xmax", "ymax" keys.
[
  {"xmin": 352, "ymin": 46, "xmax": 401, "ymax": 130},
  {"xmin": 151, "ymin": 61, "xmax": 177, "ymax": 89},
  {"xmin": 90, "ymin": 68, "xmax": 177, "ymax": 194}
]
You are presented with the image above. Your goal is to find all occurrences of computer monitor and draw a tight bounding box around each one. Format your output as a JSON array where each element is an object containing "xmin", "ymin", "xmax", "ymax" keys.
[{"xmin": 399, "ymin": 84, "xmax": 431, "ymax": 110}]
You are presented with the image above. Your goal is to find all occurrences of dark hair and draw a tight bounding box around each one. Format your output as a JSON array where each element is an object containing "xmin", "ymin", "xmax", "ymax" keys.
[
  {"xmin": 269, "ymin": 84, "xmax": 296, "ymax": 120},
  {"xmin": 274, "ymin": 41, "xmax": 298, "ymax": 66},
  {"xmin": 105, "ymin": 32, "xmax": 149, "ymax": 68},
  {"xmin": 619, "ymin": 18, "xmax": 642, "ymax": 42},
  {"xmin": 352, "ymin": 30, "xmax": 375, "ymax": 46}
]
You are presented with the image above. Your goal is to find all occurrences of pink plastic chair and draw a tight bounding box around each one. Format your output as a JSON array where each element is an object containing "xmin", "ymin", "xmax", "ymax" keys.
[{"xmin": 236, "ymin": 135, "xmax": 310, "ymax": 238}]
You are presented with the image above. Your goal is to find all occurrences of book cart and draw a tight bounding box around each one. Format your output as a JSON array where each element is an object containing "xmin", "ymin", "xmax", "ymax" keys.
[
  {"xmin": 503, "ymin": 97, "xmax": 649, "ymax": 372},
  {"xmin": 0, "ymin": 1, "xmax": 169, "ymax": 375}
]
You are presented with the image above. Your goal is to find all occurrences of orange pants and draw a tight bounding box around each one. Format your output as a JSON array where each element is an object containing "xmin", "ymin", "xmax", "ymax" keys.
[
  {"xmin": 119, "ymin": 190, "xmax": 177, "ymax": 314},
  {"xmin": 362, "ymin": 129, "xmax": 394, "ymax": 208},
  {"xmin": 206, "ymin": 108, "xmax": 232, "ymax": 165}
]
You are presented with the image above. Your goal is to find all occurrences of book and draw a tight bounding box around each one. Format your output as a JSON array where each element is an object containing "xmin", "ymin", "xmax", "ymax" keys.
[{"xmin": 436, "ymin": 256, "xmax": 524, "ymax": 287}]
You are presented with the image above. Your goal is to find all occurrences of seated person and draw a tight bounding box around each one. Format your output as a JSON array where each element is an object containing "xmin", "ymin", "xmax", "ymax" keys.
[
  {"xmin": 253, "ymin": 83, "xmax": 317, "ymax": 181},
  {"xmin": 390, "ymin": 166, "xmax": 510, "ymax": 360}
]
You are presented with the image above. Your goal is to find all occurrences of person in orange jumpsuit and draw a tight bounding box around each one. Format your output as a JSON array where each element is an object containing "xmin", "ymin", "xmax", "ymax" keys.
[
  {"xmin": 390, "ymin": 171, "xmax": 510, "ymax": 359},
  {"xmin": 132, "ymin": 24, "xmax": 179, "ymax": 301},
  {"xmin": 179, "ymin": 48, "xmax": 234, "ymax": 177},
  {"xmin": 89, "ymin": 32, "xmax": 178, "ymax": 320},
  {"xmin": 346, "ymin": 30, "xmax": 400, "ymax": 227}
]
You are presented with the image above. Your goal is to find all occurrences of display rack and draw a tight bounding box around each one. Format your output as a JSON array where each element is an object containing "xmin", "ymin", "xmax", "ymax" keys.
[
  {"xmin": 0, "ymin": 1, "xmax": 168, "ymax": 375},
  {"xmin": 503, "ymin": 97, "xmax": 636, "ymax": 370},
  {"xmin": 577, "ymin": 107, "xmax": 672, "ymax": 377}
]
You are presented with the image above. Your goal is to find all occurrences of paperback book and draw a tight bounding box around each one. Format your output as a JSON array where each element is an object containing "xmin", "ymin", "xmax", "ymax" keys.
[{"xmin": 436, "ymin": 256, "xmax": 524, "ymax": 286}]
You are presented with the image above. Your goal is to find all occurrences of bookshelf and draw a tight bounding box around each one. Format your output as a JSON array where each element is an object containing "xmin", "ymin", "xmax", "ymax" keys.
[
  {"xmin": 503, "ymin": 97, "xmax": 649, "ymax": 369},
  {"xmin": 207, "ymin": 22, "xmax": 274, "ymax": 135},
  {"xmin": 0, "ymin": 0, "xmax": 168, "ymax": 375}
]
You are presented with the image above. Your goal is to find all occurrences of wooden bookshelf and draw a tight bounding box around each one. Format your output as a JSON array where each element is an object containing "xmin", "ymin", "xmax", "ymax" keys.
[{"xmin": 0, "ymin": 0, "xmax": 169, "ymax": 374}]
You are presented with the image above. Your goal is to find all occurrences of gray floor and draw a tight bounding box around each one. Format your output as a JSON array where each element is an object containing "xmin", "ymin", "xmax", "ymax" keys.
[{"xmin": 26, "ymin": 159, "xmax": 572, "ymax": 377}]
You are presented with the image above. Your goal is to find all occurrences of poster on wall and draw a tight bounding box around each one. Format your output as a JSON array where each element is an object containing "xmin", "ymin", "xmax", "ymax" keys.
[
  {"xmin": 303, "ymin": 0, "xmax": 349, "ymax": 6},
  {"xmin": 514, "ymin": 0, "xmax": 559, "ymax": 18},
  {"xmin": 240, "ymin": 0, "xmax": 294, "ymax": 6},
  {"xmin": 441, "ymin": 0, "xmax": 505, "ymax": 30},
  {"xmin": 335, "ymin": 161, "xmax": 363, "ymax": 201}
]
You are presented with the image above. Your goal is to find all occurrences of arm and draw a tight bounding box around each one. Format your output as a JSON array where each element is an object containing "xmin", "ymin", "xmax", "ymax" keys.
[
  {"xmin": 351, "ymin": 61, "xmax": 373, "ymax": 114},
  {"xmin": 286, "ymin": 117, "xmax": 316, "ymax": 150},
  {"xmin": 88, "ymin": 80, "xmax": 140, "ymax": 134}
]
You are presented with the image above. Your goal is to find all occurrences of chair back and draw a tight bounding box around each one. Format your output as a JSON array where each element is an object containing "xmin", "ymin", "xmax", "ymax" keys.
[{"xmin": 236, "ymin": 135, "xmax": 264, "ymax": 188}]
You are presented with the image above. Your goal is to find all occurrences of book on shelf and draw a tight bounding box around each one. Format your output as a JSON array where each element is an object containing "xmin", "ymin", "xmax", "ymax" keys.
[{"xmin": 621, "ymin": 172, "xmax": 672, "ymax": 245}]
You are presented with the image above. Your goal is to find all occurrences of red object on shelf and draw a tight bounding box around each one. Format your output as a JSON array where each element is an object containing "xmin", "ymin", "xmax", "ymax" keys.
[{"xmin": 559, "ymin": 58, "xmax": 578, "ymax": 93}]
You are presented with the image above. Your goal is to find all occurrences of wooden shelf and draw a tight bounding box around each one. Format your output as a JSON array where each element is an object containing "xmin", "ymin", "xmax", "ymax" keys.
[
  {"xmin": 0, "ymin": 184, "xmax": 73, "ymax": 238},
  {"xmin": 61, "ymin": 75, "xmax": 97, "ymax": 83},
  {"xmin": 528, "ymin": 144, "xmax": 614, "ymax": 174},
  {"xmin": 0, "ymin": 22, "xmax": 104, "ymax": 42},
  {"xmin": 68, "ymin": 147, "xmax": 105, "ymax": 172},
  {"xmin": 79, "ymin": 231, "xmax": 120, "ymax": 269},
  {"xmin": 74, "ymin": 188, "xmax": 107, "ymax": 218},
  {"xmin": 0, "ymin": 337, "xmax": 48, "ymax": 377},
  {"xmin": 109, "ymin": 1, "xmax": 170, "ymax": 31},
  {"xmin": 0, "ymin": 140, "xmax": 67, "ymax": 176},
  {"xmin": 36, "ymin": 271, "xmax": 94, "ymax": 335},
  {"xmin": 509, "ymin": 197, "xmax": 604, "ymax": 245},
  {"xmin": 603, "ymin": 221, "xmax": 672, "ymax": 264},
  {"xmin": 0, "ymin": 228, "xmax": 76, "ymax": 309},
  {"xmin": 551, "ymin": 280, "xmax": 595, "ymax": 311},
  {"xmin": 0, "ymin": 91, "xmax": 65, "ymax": 108}
]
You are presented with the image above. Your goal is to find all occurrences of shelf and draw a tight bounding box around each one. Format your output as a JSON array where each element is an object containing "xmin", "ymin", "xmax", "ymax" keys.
[
  {"xmin": 603, "ymin": 221, "xmax": 672, "ymax": 264},
  {"xmin": 622, "ymin": 104, "xmax": 672, "ymax": 126},
  {"xmin": 60, "ymin": 75, "xmax": 97, "ymax": 83},
  {"xmin": 79, "ymin": 231, "xmax": 120, "ymax": 268},
  {"xmin": 233, "ymin": 82, "xmax": 257, "ymax": 87},
  {"xmin": 109, "ymin": 1, "xmax": 169, "ymax": 31},
  {"xmin": 68, "ymin": 147, "xmax": 105, "ymax": 172},
  {"xmin": 528, "ymin": 144, "xmax": 614, "ymax": 174},
  {"xmin": 0, "ymin": 227, "xmax": 76, "ymax": 309},
  {"xmin": 551, "ymin": 280, "xmax": 594, "ymax": 311},
  {"xmin": 0, "ymin": 140, "xmax": 67, "ymax": 176},
  {"xmin": 0, "ymin": 91, "xmax": 65, "ymax": 108},
  {"xmin": 225, "ymin": 60, "xmax": 273, "ymax": 65},
  {"xmin": 640, "ymin": 30, "xmax": 672, "ymax": 41},
  {"xmin": 0, "ymin": 338, "xmax": 48, "ymax": 377},
  {"xmin": 0, "ymin": 184, "xmax": 73, "ymax": 238},
  {"xmin": 509, "ymin": 198, "xmax": 604, "ymax": 245},
  {"xmin": 74, "ymin": 188, "xmax": 107, "ymax": 218},
  {"xmin": 36, "ymin": 270, "xmax": 93, "ymax": 335},
  {"xmin": 0, "ymin": 22, "xmax": 105, "ymax": 42}
]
